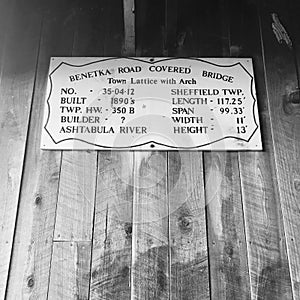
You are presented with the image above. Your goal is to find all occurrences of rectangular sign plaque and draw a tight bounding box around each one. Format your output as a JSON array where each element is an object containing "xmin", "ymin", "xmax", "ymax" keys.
[{"xmin": 41, "ymin": 57, "xmax": 262, "ymax": 150}]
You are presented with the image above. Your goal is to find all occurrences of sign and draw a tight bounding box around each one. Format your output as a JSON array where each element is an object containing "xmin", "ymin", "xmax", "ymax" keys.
[{"xmin": 41, "ymin": 57, "xmax": 262, "ymax": 150}]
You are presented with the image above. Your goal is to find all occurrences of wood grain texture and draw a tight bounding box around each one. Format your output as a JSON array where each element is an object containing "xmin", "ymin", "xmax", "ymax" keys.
[
  {"xmin": 4, "ymin": 1, "xmax": 77, "ymax": 298},
  {"xmin": 205, "ymin": 152, "xmax": 251, "ymax": 300},
  {"xmin": 288, "ymin": 0, "xmax": 300, "ymax": 80},
  {"xmin": 168, "ymin": 151, "xmax": 209, "ymax": 300},
  {"xmin": 90, "ymin": 152, "xmax": 133, "ymax": 300},
  {"xmin": 259, "ymin": 0, "xmax": 300, "ymax": 297},
  {"xmin": 0, "ymin": 0, "xmax": 43, "ymax": 298},
  {"xmin": 164, "ymin": 3, "xmax": 214, "ymax": 299},
  {"xmin": 123, "ymin": 0, "xmax": 135, "ymax": 55},
  {"xmin": 230, "ymin": 0, "xmax": 294, "ymax": 299},
  {"xmin": 239, "ymin": 148, "xmax": 293, "ymax": 300},
  {"xmin": 131, "ymin": 4, "xmax": 172, "ymax": 299},
  {"xmin": 164, "ymin": 0, "xmax": 178, "ymax": 56},
  {"xmin": 52, "ymin": 0, "xmax": 124, "ymax": 245},
  {"xmin": 135, "ymin": 0, "xmax": 165, "ymax": 56},
  {"xmin": 48, "ymin": 242, "xmax": 91, "ymax": 300},
  {"xmin": 54, "ymin": 151, "xmax": 97, "ymax": 241},
  {"xmin": 175, "ymin": 1, "xmax": 252, "ymax": 299},
  {"xmin": 0, "ymin": 0, "xmax": 16, "ymax": 83},
  {"xmin": 67, "ymin": 1, "xmax": 132, "ymax": 299},
  {"xmin": 2, "ymin": 1, "xmax": 299, "ymax": 299},
  {"xmin": 131, "ymin": 152, "xmax": 170, "ymax": 300}
]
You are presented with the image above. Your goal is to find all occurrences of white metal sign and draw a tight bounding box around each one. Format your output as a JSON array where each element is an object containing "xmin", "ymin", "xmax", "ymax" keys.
[{"xmin": 41, "ymin": 57, "xmax": 262, "ymax": 150}]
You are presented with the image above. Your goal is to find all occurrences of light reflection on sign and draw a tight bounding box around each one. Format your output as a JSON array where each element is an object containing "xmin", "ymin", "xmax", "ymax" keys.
[{"xmin": 41, "ymin": 57, "xmax": 262, "ymax": 150}]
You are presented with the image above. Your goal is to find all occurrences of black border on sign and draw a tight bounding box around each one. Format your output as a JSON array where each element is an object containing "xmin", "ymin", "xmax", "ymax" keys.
[{"xmin": 44, "ymin": 57, "xmax": 259, "ymax": 149}]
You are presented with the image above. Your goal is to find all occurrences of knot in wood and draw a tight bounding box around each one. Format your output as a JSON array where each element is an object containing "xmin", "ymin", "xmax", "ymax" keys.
[
  {"xmin": 224, "ymin": 244, "xmax": 234, "ymax": 257},
  {"xmin": 124, "ymin": 222, "xmax": 132, "ymax": 237},
  {"xmin": 34, "ymin": 195, "xmax": 42, "ymax": 205},
  {"xmin": 121, "ymin": 266, "xmax": 129, "ymax": 278},
  {"xmin": 283, "ymin": 89, "xmax": 300, "ymax": 115},
  {"xmin": 178, "ymin": 215, "xmax": 193, "ymax": 233},
  {"xmin": 288, "ymin": 89, "xmax": 300, "ymax": 104},
  {"xmin": 294, "ymin": 179, "xmax": 300, "ymax": 192},
  {"xmin": 27, "ymin": 275, "xmax": 35, "ymax": 288},
  {"xmin": 92, "ymin": 268, "xmax": 99, "ymax": 279}
]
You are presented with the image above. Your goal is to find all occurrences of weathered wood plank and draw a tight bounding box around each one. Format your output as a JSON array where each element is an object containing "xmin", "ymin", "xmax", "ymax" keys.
[
  {"xmin": 0, "ymin": 0, "xmax": 16, "ymax": 84},
  {"xmin": 123, "ymin": 0, "xmax": 135, "ymax": 55},
  {"xmin": 135, "ymin": 0, "xmax": 165, "ymax": 56},
  {"xmin": 49, "ymin": 0, "xmax": 122, "ymax": 296},
  {"xmin": 71, "ymin": 0, "xmax": 123, "ymax": 58},
  {"xmin": 239, "ymin": 147, "xmax": 293, "ymax": 300},
  {"xmin": 205, "ymin": 152, "xmax": 251, "ymax": 300},
  {"xmin": 0, "ymin": 0, "xmax": 43, "ymax": 297},
  {"xmin": 164, "ymin": 0, "xmax": 178, "ymax": 55},
  {"xmin": 175, "ymin": 1, "xmax": 252, "ymax": 299},
  {"xmin": 229, "ymin": 0, "xmax": 294, "ymax": 298},
  {"xmin": 131, "ymin": 3, "xmax": 171, "ymax": 299},
  {"xmin": 4, "ymin": 1, "xmax": 77, "ymax": 298},
  {"xmin": 168, "ymin": 151, "xmax": 209, "ymax": 299},
  {"xmin": 90, "ymin": 152, "xmax": 133, "ymax": 300},
  {"xmin": 53, "ymin": 0, "xmax": 120, "ymax": 244},
  {"xmin": 164, "ymin": 3, "xmax": 217, "ymax": 299},
  {"xmin": 288, "ymin": 0, "xmax": 300, "ymax": 79},
  {"xmin": 174, "ymin": 0, "xmax": 224, "ymax": 57},
  {"xmin": 7, "ymin": 153, "xmax": 63, "ymax": 300},
  {"xmin": 54, "ymin": 151, "xmax": 97, "ymax": 241},
  {"xmin": 68, "ymin": 1, "xmax": 133, "ymax": 299},
  {"xmin": 259, "ymin": 0, "xmax": 300, "ymax": 297},
  {"xmin": 131, "ymin": 152, "xmax": 170, "ymax": 300},
  {"xmin": 48, "ymin": 242, "xmax": 91, "ymax": 300}
]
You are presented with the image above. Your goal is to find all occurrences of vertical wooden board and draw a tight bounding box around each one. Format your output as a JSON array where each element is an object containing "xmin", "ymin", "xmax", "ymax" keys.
[
  {"xmin": 135, "ymin": 0, "xmax": 165, "ymax": 56},
  {"xmin": 54, "ymin": 151, "xmax": 97, "ymax": 241},
  {"xmin": 53, "ymin": 0, "xmax": 123, "ymax": 245},
  {"xmin": 131, "ymin": 3, "xmax": 170, "ymax": 299},
  {"xmin": 0, "ymin": 0, "xmax": 43, "ymax": 297},
  {"xmin": 259, "ymin": 0, "xmax": 300, "ymax": 297},
  {"xmin": 5, "ymin": 0, "xmax": 77, "ymax": 298},
  {"xmin": 239, "ymin": 151, "xmax": 292, "ymax": 300},
  {"xmin": 229, "ymin": 0, "xmax": 294, "ymax": 299},
  {"xmin": 58, "ymin": 1, "xmax": 131, "ymax": 299},
  {"xmin": 174, "ymin": 1, "xmax": 251, "ymax": 299},
  {"xmin": 90, "ymin": 152, "xmax": 133, "ymax": 300},
  {"xmin": 204, "ymin": 152, "xmax": 250, "ymax": 300},
  {"xmin": 134, "ymin": 0, "xmax": 147, "ymax": 56},
  {"xmin": 168, "ymin": 151, "xmax": 209, "ymax": 299},
  {"xmin": 99, "ymin": 0, "xmax": 124, "ymax": 56},
  {"xmin": 131, "ymin": 152, "xmax": 169, "ymax": 300},
  {"xmin": 289, "ymin": 0, "xmax": 300, "ymax": 76},
  {"xmin": 123, "ymin": 0, "xmax": 135, "ymax": 55},
  {"xmin": 0, "ymin": 0, "xmax": 16, "ymax": 83},
  {"xmin": 166, "ymin": 7, "xmax": 212, "ymax": 291},
  {"xmin": 74, "ymin": 0, "xmax": 124, "ymax": 57},
  {"xmin": 164, "ymin": 0, "xmax": 178, "ymax": 56},
  {"xmin": 48, "ymin": 242, "xmax": 91, "ymax": 300},
  {"xmin": 174, "ymin": 0, "xmax": 224, "ymax": 57},
  {"xmin": 7, "ymin": 152, "xmax": 63, "ymax": 300},
  {"xmin": 164, "ymin": 2, "xmax": 217, "ymax": 299},
  {"xmin": 69, "ymin": 1, "xmax": 132, "ymax": 299}
]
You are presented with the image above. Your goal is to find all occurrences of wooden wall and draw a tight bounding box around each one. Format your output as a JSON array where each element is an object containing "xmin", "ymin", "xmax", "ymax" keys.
[{"xmin": 0, "ymin": 0, "xmax": 299, "ymax": 299}]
